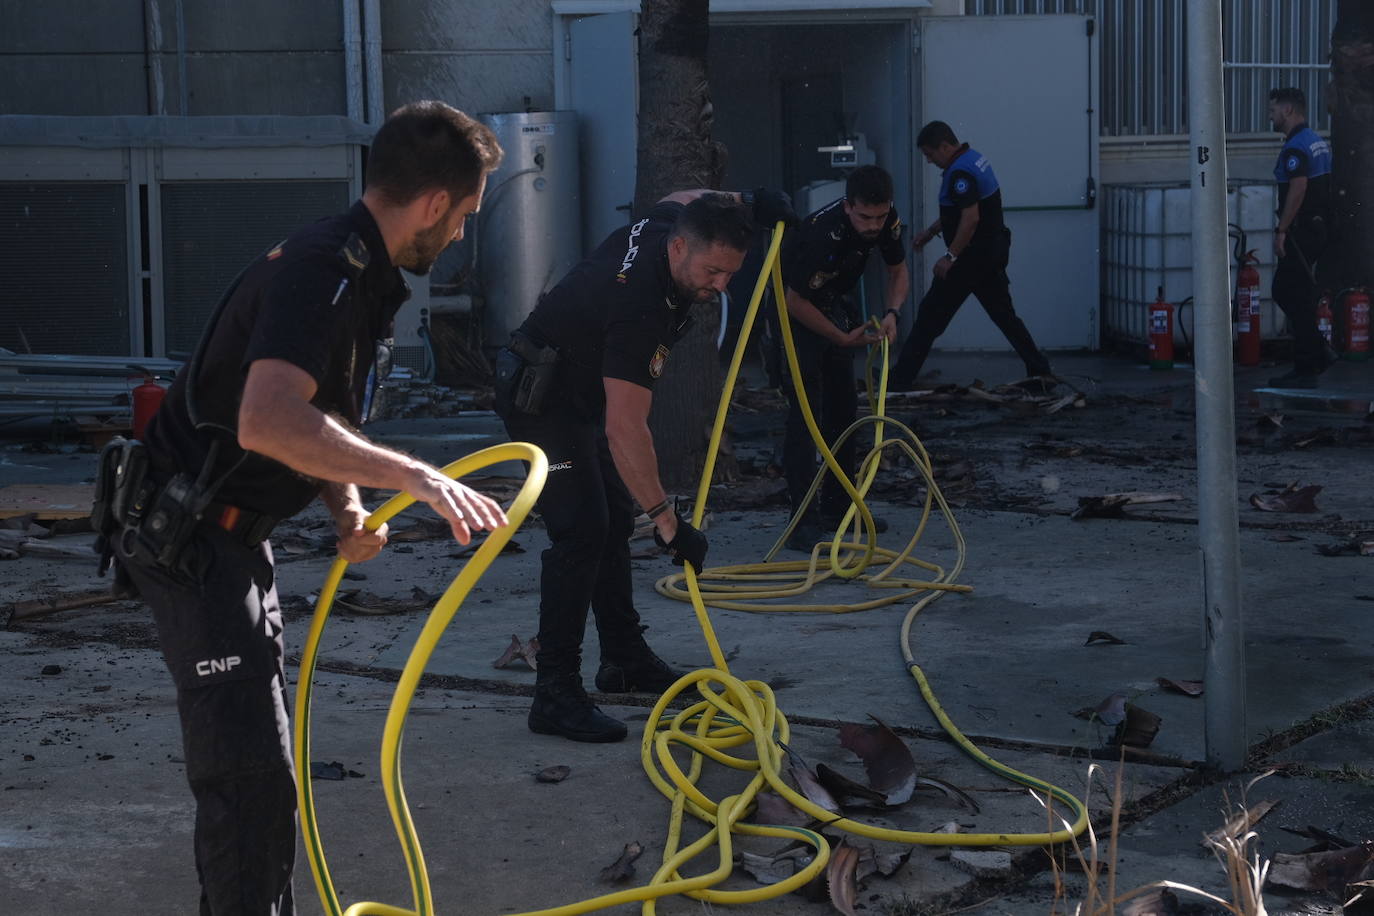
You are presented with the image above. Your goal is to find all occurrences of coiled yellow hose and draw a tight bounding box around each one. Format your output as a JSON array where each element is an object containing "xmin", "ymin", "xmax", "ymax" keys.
[{"xmin": 637, "ymin": 223, "xmax": 1089, "ymax": 911}]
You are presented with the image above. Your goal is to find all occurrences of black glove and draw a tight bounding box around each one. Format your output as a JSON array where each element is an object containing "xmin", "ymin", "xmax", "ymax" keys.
[
  {"xmin": 748, "ymin": 187, "xmax": 798, "ymax": 230},
  {"xmin": 654, "ymin": 516, "xmax": 709, "ymax": 573}
]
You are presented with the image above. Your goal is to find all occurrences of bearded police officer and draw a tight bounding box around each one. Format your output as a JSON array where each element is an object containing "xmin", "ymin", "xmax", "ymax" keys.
[
  {"xmin": 101, "ymin": 101, "xmax": 508, "ymax": 914},
  {"xmin": 890, "ymin": 121, "xmax": 1052, "ymax": 390},
  {"xmin": 1267, "ymin": 87, "xmax": 1334, "ymax": 388},
  {"xmin": 495, "ymin": 188, "xmax": 795, "ymax": 743},
  {"xmin": 778, "ymin": 165, "xmax": 909, "ymax": 549}
]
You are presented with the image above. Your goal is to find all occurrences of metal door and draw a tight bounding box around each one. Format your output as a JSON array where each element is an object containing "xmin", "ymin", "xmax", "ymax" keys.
[
  {"xmin": 919, "ymin": 14, "xmax": 1099, "ymax": 350},
  {"xmin": 567, "ymin": 12, "xmax": 638, "ymax": 253}
]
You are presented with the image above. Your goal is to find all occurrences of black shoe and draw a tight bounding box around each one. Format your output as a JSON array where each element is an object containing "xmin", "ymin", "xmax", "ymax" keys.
[
  {"xmin": 784, "ymin": 521, "xmax": 829, "ymax": 552},
  {"xmin": 1266, "ymin": 370, "xmax": 1319, "ymax": 389},
  {"xmin": 595, "ymin": 648, "xmax": 684, "ymax": 694},
  {"xmin": 825, "ymin": 510, "xmax": 888, "ymax": 534},
  {"xmin": 528, "ymin": 674, "xmax": 627, "ymax": 743}
]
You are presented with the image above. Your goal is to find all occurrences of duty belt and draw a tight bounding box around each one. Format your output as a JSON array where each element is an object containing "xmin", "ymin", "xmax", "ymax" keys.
[{"xmin": 206, "ymin": 501, "xmax": 277, "ymax": 547}]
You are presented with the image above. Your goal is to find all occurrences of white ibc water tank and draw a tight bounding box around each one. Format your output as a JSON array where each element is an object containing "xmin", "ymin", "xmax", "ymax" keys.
[
  {"xmin": 1101, "ymin": 182, "xmax": 1278, "ymax": 346},
  {"xmin": 477, "ymin": 110, "xmax": 582, "ymax": 347}
]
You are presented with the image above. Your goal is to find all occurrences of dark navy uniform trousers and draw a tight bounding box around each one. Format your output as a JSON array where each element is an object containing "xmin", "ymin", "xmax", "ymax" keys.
[
  {"xmin": 118, "ymin": 524, "xmax": 295, "ymax": 916},
  {"xmin": 892, "ymin": 253, "xmax": 1051, "ymax": 385},
  {"xmin": 1272, "ymin": 220, "xmax": 1329, "ymax": 373},
  {"xmin": 499, "ymin": 401, "xmax": 648, "ymax": 676}
]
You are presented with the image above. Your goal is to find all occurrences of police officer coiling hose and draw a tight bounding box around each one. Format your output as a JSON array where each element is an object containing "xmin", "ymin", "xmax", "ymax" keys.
[
  {"xmin": 778, "ymin": 165, "xmax": 909, "ymax": 551},
  {"xmin": 494, "ymin": 187, "xmax": 797, "ymax": 744},
  {"xmin": 91, "ymin": 101, "xmax": 509, "ymax": 916}
]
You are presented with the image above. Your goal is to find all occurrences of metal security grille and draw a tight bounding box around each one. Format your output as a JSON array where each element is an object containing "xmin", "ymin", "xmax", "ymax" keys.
[
  {"xmin": 968, "ymin": 0, "xmax": 1336, "ymax": 136},
  {"xmin": 161, "ymin": 180, "xmax": 350, "ymax": 356},
  {"xmin": 0, "ymin": 183, "xmax": 129, "ymax": 356}
]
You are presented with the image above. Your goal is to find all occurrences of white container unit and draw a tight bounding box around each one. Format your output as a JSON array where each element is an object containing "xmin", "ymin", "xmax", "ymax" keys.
[
  {"xmin": 1102, "ymin": 182, "xmax": 1278, "ymax": 347},
  {"xmin": 477, "ymin": 110, "xmax": 582, "ymax": 348}
]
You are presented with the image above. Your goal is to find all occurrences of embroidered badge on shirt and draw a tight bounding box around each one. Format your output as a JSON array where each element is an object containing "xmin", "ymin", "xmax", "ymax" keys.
[
  {"xmin": 953, "ymin": 177, "xmax": 971, "ymax": 195},
  {"xmin": 809, "ymin": 270, "xmax": 836, "ymax": 290},
  {"xmin": 649, "ymin": 344, "xmax": 671, "ymax": 378},
  {"xmin": 890, "ymin": 217, "xmax": 902, "ymax": 240}
]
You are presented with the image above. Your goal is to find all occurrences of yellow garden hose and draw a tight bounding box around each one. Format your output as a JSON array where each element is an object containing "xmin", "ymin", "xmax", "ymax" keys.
[
  {"xmin": 294, "ymin": 443, "xmax": 555, "ymax": 916},
  {"xmin": 295, "ymin": 223, "xmax": 1088, "ymax": 916},
  {"xmin": 634, "ymin": 223, "xmax": 1089, "ymax": 910}
]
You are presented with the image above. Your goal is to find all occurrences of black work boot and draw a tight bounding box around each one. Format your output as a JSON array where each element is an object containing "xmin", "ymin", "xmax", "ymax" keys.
[
  {"xmin": 823, "ymin": 506, "xmax": 888, "ymax": 535},
  {"xmin": 528, "ymin": 672, "xmax": 627, "ymax": 743},
  {"xmin": 784, "ymin": 520, "xmax": 829, "ymax": 553},
  {"xmin": 595, "ymin": 639, "xmax": 685, "ymax": 695}
]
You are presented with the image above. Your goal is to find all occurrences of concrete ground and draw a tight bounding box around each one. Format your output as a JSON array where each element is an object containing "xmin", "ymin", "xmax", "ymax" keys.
[{"xmin": 2, "ymin": 349, "xmax": 1372, "ymax": 915}]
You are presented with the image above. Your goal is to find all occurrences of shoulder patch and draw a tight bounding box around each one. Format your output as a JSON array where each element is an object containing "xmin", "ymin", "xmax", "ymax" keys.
[
  {"xmin": 809, "ymin": 270, "xmax": 836, "ymax": 290},
  {"xmin": 1285, "ymin": 154, "xmax": 1301, "ymax": 173},
  {"xmin": 953, "ymin": 176, "xmax": 972, "ymax": 195},
  {"xmin": 890, "ymin": 216, "xmax": 902, "ymax": 240},
  {"xmin": 266, "ymin": 244, "xmax": 284, "ymax": 261},
  {"xmin": 649, "ymin": 344, "xmax": 671, "ymax": 379},
  {"xmin": 338, "ymin": 232, "xmax": 370, "ymax": 277}
]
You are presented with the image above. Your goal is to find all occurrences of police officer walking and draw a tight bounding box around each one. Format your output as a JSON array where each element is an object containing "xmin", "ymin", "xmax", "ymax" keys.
[
  {"xmin": 1267, "ymin": 87, "xmax": 1333, "ymax": 388},
  {"xmin": 495, "ymin": 188, "xmax": 795, "ymax": 743},
  {"xmin": 889, "ymin": 121, "xmax": 1052, "ymax": 390},
  {"xmin": 105, "ymin": 101, "xmax": 508, "ymax": 914},
  {"xmin": 778, "ymin": 165, "xmax": 909, "ymax": 548}
]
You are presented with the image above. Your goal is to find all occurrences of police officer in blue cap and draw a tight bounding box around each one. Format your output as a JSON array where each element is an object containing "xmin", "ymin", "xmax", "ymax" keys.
[
  {"xmin": 890, "ymin": 121, "xmax": 1052, "ymax": 390},
  {"xmin": 1267, "ymin": 87, "xmax": 1334, "ymax": 388}
]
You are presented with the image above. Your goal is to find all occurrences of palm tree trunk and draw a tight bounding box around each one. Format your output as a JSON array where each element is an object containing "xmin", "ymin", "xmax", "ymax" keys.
[
  {"xmin": 1330, "ymin": 2, "xmax": 1374, "ymax": 290},
  {"xmin": 634, "ymin": 0, "xmax": 733, "ymax": 491}
]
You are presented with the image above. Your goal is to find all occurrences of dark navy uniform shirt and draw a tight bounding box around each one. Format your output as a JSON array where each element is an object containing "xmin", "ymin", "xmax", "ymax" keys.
[
  {"xmin": 937, "ymin": 144, "xmax": 1007, "ymax": 257},
  {"xmin": 146, "ymin": 201, "xmax": 408, "ymax": 518},
  {"xmin": 519, "ymin": 201, "xmax": 693, "ymax": 415},
  {"xmin": 781, "ymin": 197, "xmax": 905, "ymax": 322},
  {"xmin": 1274, "ymin": 124, "xmax": 1332, "ymax": 219}
]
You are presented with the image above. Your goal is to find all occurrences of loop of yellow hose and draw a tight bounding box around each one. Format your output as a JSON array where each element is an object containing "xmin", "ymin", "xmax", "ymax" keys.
[{"xmin": 296, "ymin": 443, "xmax": 554, "ymax": 916}]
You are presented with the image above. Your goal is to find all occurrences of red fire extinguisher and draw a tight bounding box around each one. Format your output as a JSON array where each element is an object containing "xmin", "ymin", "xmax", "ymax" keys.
[
  {"xmin": 1316, "ymin": 292, "xmax": 1334, "ymax": 347},
  {"xmin": 1340, "ymin": 287, "xmax": 1370, "ymax": 362},
  {"xmin": 1149, "ymin": 287, "xmax": 1174, "ymax": 370},
  {"xmin": 1234, "ymin": 249, "xmax": 1262, "ymax": 367},
  {"xmin": 130, "ymin": 366, "xmax": 167, "ymax": 440}
]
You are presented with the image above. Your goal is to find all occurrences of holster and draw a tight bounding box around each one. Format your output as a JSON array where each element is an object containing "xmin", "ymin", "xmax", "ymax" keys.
[
  {"xmin": 91, "ymin": 436, "xmax": 215, "ymax": 588},
  {"xmin": 499, "ymin": 330, "xmax": 560, "ymax": 416},
  {"xmin": 93, "ymin": 438, "xmax": 149, "ymax": 579}
]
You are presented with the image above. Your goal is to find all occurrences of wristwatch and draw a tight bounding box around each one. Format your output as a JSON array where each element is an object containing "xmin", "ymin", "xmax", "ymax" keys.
[
  {"xmin": 942, "ymin": 250, "xmax": 958, "ymax": 263},
  {"xmin": 884, "ymin": 308, "xmax": 902, "ymax": 321},
  {"xmin": 740, "ymin": 189, "xmax": 755, "ymax": 207}
]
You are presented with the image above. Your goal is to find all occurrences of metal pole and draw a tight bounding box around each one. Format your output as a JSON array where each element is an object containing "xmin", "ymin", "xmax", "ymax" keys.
[
  {"xmin": 1187, "ymin": 0, "xmax": 1247, "ymax": 771},
  {"xmin": 363, "ymin": 0, "xmax": 385, "ymax": 126},
  {"xmin": 342, "ymin": 0, "xmax": 364, "ymax": 123}
]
